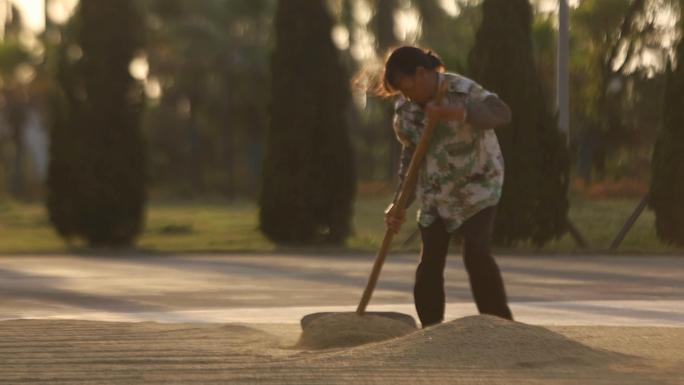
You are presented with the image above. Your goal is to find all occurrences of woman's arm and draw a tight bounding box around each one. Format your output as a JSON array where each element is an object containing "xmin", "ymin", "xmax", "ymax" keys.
[
  {"xmin": 425, "ymin": 95, "xmax": 512, "ymax": 130},
  {"xmin": 466, "ymin": 95, "xmax": 512, "ymax": 129}
]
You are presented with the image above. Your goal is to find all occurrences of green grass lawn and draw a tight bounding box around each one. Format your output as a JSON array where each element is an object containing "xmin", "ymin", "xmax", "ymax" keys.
[{"xmin": 0, "ymin": 196, "xmax": 681, "ymax": 255}]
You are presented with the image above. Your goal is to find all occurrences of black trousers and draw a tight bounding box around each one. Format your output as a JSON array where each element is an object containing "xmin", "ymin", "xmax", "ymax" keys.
[{"xmin": 414, "ymin": 205, "xmax": 513, "ymax": 327}]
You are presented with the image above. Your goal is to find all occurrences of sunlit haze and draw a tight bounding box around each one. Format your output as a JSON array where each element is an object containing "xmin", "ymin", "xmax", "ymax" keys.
[{"xmin": 9, "ymin": 0, "xmax": 78, "ymax": 33}]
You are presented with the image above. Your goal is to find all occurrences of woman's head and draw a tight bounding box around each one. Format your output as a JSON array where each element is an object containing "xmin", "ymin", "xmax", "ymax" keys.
[{"xmin": 381, "ymin": 46, "xmax": 445, "ymax": 103}]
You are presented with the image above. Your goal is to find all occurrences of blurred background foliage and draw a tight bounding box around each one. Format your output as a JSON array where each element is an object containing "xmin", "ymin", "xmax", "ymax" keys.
[{"xmin": 0, "ymin": 0, "xmax": 681, "ymax": 250}]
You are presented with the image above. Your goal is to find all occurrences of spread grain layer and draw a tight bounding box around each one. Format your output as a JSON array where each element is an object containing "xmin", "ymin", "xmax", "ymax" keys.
[{"xmin": 0, "ymin": 316, "xmax": 681, "ymax": 384}]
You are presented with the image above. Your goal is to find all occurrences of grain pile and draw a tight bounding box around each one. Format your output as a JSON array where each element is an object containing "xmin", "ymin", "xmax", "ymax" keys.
[{"xmin": 308, "ymin": 315, "xmax": 629, "ymax": 369}]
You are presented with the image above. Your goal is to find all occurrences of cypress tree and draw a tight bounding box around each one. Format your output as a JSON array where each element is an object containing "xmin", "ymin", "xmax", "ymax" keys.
[
  {"xmin": 47, "ymin": 0, "xmax": 146, "ymax": 247},
  {"xmin": 469, "ymin": 0, "xmax": 570, "ymax": 246},
  {"xmin": 260, "ymin": 0, "xmax": 356, "ymax": 244},
  {"xmin": 649, "ymin": 8, "xmax": 684, "ymax": 246}
]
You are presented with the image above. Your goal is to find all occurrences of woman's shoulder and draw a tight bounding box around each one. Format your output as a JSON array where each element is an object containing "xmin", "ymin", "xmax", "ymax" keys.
[{"xmin": 443, "ymin": 72, "xmax": 477, "ymax": 94}]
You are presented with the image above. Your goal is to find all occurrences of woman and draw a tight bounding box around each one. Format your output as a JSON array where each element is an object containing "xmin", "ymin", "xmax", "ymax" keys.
[{"xmin": 381, "ymin": 46, "xmax": 513, "ymax": 327}]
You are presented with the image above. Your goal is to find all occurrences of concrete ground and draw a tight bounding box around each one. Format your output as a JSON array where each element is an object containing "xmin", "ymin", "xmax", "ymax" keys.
[{"xmin": 0, "ymin": 253, "xmax": 682, "ymax": 326}]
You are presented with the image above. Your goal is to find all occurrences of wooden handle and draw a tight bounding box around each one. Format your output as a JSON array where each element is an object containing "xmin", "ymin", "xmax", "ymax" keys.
[
  {"xmin": 356, "ymin": 228, "xmax": 394, "ymax": 314},
  {"xmin": 357, "ymin": 83, "xmax": 449, "ymax": 315}
]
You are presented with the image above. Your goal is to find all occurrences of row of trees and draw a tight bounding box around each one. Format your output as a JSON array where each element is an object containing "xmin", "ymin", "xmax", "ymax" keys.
[
  {"xmin": 260, "ymin": 0, "xmax": 684, "ymax": 247},
  {"xmin": 4, "ymin": 0, "xmax": 675, "ymax": 201},
  {"xmin": 0, "ymin": 0, "xmax": 680, "ymax": 247}
]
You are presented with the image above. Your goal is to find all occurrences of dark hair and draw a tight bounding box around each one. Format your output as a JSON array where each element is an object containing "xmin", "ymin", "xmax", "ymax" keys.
[{"xmin": 381, "ymin": 46, "xmax": 445, "ymax": 96}]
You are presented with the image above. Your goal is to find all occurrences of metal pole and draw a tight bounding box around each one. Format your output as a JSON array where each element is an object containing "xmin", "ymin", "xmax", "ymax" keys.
[
  {"xmin": 557, "ymin": 0, "xmax": 588, "ymax": 248},
  {"xmin": 557, "ymin": 0, "xmax": 570, "ymax": 144}
]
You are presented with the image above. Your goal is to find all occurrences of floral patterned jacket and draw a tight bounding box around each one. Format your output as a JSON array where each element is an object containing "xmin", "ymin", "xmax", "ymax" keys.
[{"xmin": 392, "ymin": 72, "xmax": 510, "ymax": 233}]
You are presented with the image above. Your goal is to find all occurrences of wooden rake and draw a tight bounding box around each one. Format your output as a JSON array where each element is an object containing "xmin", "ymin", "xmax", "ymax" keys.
[{"xmin": 301, "ymin": 82, "xmax": 450, "ymax": 329}]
